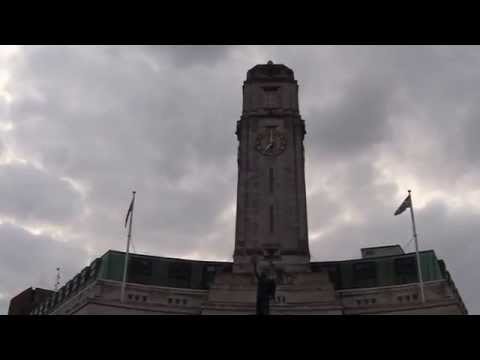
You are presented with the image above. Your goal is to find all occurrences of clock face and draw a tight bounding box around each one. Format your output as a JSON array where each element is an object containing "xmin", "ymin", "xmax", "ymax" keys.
[{"xmin": 255, "ymin": 128, "xmax": 287, "ymax": 156}]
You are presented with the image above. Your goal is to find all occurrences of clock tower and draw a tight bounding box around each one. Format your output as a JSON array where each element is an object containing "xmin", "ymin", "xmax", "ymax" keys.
[{"xmin": 233, "ymin": 61, "xmax": 310, "ymax": 273}]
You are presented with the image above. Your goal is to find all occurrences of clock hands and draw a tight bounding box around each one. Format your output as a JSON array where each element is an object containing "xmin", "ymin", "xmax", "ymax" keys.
[
  {"xmin": 264, "ymin": 128, "xmax": 274, "ymax": 154},
  {"xmin": 264, "ymin": 142, "xmax": 273, "ymax": 154}
]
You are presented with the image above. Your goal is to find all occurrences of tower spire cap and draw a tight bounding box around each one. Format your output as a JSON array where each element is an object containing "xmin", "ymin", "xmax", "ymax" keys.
[{"xmin": 246, "ymin": 62, "xmax": 295, "ymax": 82}]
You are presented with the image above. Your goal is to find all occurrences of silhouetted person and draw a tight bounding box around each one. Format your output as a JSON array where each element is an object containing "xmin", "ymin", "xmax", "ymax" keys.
[{"xmin": 254, "ymin": 259, "xmax": 276, "ymax": 315}]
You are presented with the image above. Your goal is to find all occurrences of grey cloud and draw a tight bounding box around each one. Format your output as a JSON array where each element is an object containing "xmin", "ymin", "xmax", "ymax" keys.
[
  {"xmin": 0, "ymin": 163, "xmax": 83, "ymax": 225},
  {"xmin": 306, "ymin": 76, "xmax": 394, "ymax": 160},
  {"xmin": 11, "ymin": 46, "xmax": 239, "ymax": 179},
  {"xmin": 0, "ymin": 298, "xmax": 8, "ymax": 315},
  {"xmin": 461, "ymin": 107, "xmax": 480, "ymax": 169},
  {"xmin": 306, "ymin": 189, "xmax": 342, "ymax": 231},
  {"xmin": 143, "ymin": 45, "xmax": 233, "ymax": 68},
  {"xmin": 2, "ymin": 45, "xmax": 480, "ymax": 314},
  {"xmin": 0, "ymin": 222, "xmax": 88, "ymax": 314},
  {"xmin": 308, "ymin": 159, "xmax": 403, "ymax": 260}
]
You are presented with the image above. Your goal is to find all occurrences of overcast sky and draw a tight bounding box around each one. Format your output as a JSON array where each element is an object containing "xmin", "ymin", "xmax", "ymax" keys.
[{"xmin": 0, "ymin": 45, "xmax": 478, "ymax": 314}]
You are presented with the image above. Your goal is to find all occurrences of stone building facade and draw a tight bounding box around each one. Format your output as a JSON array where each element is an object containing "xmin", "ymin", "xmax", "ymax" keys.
[
  {"xmin": 28, "ymin": 247, "xmax": 466, "ymax": 315},
  {"xmin": 12, "ymin": 62, "xmax": 468, "ymax": 315},
  {"xmin": 8, "ymin": 287, "xmax": 54, "ymax": 315}
]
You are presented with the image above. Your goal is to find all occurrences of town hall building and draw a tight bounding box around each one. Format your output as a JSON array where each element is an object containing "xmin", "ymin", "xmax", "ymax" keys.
[{"xmin": 10, "ymin": 62, "xmax": 467, "ymax": 315}]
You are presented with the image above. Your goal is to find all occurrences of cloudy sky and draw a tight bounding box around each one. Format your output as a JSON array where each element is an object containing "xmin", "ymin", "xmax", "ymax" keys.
[{"xmin": 0, "ymin": 45, "xmax": 478, "ymax": 314}]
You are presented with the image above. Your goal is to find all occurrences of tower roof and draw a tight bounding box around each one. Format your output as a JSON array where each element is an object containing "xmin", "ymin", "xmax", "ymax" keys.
[{"xmin": 246, "ymin": 61, "xmax": 295, "ymax": 83}]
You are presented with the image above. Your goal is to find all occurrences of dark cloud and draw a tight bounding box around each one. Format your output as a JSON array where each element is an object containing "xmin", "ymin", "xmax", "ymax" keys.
[
  {"xmin": 0, "ymin": 45, "xmax": 478, "ymax": 314},
  {"xmin": 144, "ymin": 45, "xmax": 233, "ymax": 68},
  {"xmin": 306, "ymin": 76, "xmax": 394, "ymax": 160}
]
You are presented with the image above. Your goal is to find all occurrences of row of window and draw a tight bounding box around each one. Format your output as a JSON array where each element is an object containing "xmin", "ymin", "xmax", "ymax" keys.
[
  {"xmin": 127, "ymin": 257, "xmax": 422, "ymax": 290},
  {"xmin": 352, "ymin": 257, "xmax": 419, "ymax": 288},
  {"xmin": 398, "ymin": 294, "xmax": 418, "ymax": 302},
  {"xmin": 128, "ymin": 294, "xmax": 148, "ymax": 302},
  {"xmin": 356, "ymin": 298, "xmax": 377, "ymax": 306},
  {"xmin": 354, "ymin": 293, "xmax": 420, "ymax": 307},
  {"xmin": 168, "ymin": 298, "xmax": 188, "ymax": 306},
  {"xmin": 125, "ymin": 259, "xmax": 228, "ymax": 290},
  {"xmin": 275, "ymin": 296, "xmax": 286, "ymax": 304},
  {"xmin": 128, "ymin": 294, "xmax": 191, "ymax": 306}
]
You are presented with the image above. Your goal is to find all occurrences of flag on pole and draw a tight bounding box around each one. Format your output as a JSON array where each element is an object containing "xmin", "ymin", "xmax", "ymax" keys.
[
  {"xmin": 394, "ymin": 194, "xmax": 411, "ymax": 216},
  {"xmin": 125, "ymin": 195, "xmax": 135, "ymax": 228},
  {"xmin": 393, "ymin": 190, "xmax": 426, "ymax": 303},
  {"xmin": 121, "ymin": 191, "xmax": 136, "ymax": 304}
]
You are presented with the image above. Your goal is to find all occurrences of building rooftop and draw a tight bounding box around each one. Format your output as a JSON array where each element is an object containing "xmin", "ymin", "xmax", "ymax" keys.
[
  {"xmin": 360, "ymin": 245, "xmax": 405, "ymax": 258},
  {"xmin": 29, "ymin": 245, "xmax": 464, "ymax": 315}
]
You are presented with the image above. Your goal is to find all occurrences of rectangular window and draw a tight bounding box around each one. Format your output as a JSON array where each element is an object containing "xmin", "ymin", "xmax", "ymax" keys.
[
  {"xmin": 130, "ymin": 258, "xmax": 153, "ymax": 276},
  {"xmin": 270, "ymin": 205, "xmax": 274, "ymax": 233},
  {"xmin": 201, "ymin": 265, "xmax": 217, "ymax": 289},
  {"xmin": 269, "ymin": 168, "xmax": 274, "ymax": 193},
  {"xmin": 168, "ymin": 262, "xmax": 192, "ymax": 288},
  {"xmin": 353, "ymin": 261, "xmax": 377, "ymax": 288},
  {"xmin": 128, "ymin": 257, "xmax": 153, "ymax": 284},
  {"xmin": 394, "ymin": 257, "xmax": 418, "ymax": 284},
  {"xmin": 264, "ymin": 88, "xmax": 280, "ymax": 108}
]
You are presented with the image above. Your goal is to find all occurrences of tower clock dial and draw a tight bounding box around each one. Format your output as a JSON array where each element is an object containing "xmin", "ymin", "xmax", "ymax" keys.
[{"xmin": 255, "ymin": 127, "xmax": 287, "ymax": 156}]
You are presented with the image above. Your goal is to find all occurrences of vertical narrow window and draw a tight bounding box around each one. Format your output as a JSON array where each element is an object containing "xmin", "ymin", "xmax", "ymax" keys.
[
  {"xmin": 263, "ymin": 87, "xmax": 279, "ymax": 108},
  {"xmin": 269, "ymin": 168, "xmax": 274, "ymax": 194},
  {"xmin": 270, "ymin": 205, "xmax": 274, "ymax": 233}
]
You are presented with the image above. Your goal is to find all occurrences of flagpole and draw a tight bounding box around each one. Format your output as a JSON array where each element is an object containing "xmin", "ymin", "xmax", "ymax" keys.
[
  {"xmin": 120, "ymin": 191, "xmax": 135, "ymax": 304},
  {"xmin": 408, "ymin": 190, "xmax": 426, "ymax": 304}
]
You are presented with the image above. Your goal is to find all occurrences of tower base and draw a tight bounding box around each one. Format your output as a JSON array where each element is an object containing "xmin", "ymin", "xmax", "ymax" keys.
[
  {"xmin": 201, "ymin": 269, "xmax": 342, "ymax": 315},
  {"xmin": 233, "ymin": 251, "xmax": 311, "ymax": 274}
]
